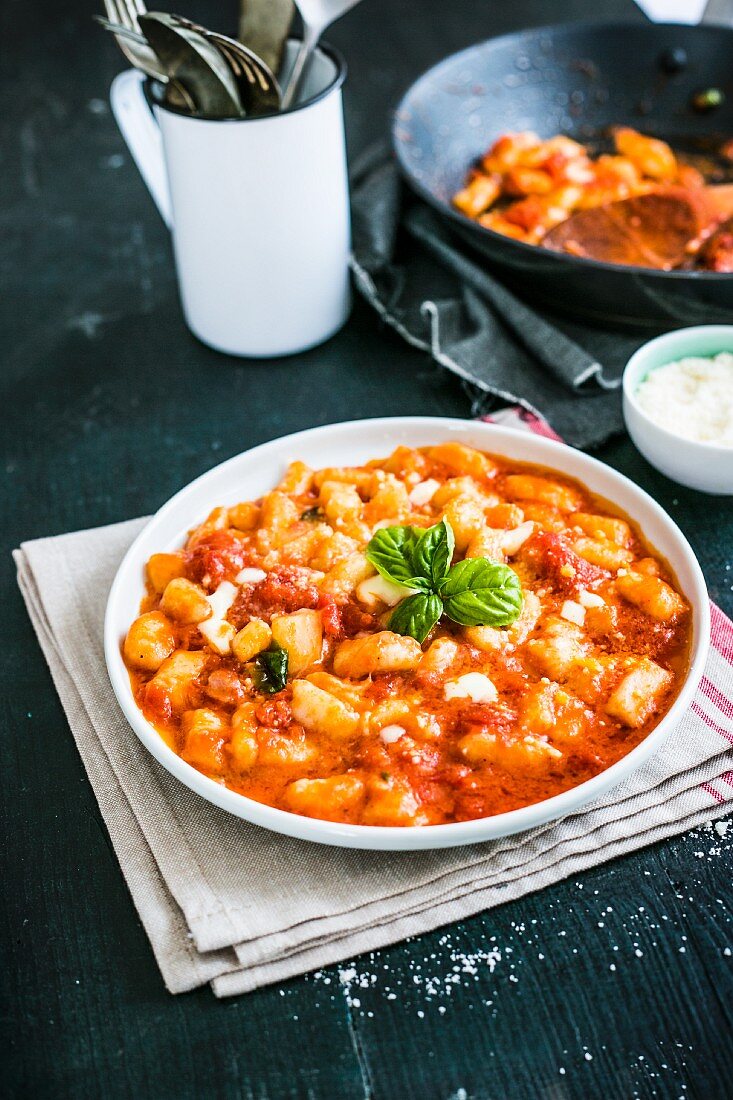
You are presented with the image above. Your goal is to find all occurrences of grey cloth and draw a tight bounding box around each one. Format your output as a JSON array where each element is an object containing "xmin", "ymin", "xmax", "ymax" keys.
[{"xmin": 350, "ymin": 149, "xmax": 653, "ymax": 449}]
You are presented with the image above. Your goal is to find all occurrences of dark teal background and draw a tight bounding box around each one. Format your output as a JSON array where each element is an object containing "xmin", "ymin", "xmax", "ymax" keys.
[{"xmin": 2, "ymin": 0, "xmax": 731, "ymax": 1096}]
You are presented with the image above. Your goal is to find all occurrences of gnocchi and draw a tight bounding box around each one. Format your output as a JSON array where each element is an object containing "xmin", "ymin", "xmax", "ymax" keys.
[{"xmin": 123, "ymin": 443, "xmax": 690, "ymax": 826}]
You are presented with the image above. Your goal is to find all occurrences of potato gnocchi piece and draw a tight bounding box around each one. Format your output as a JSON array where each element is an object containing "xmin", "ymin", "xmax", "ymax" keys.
[
  {"xmin": 605, "ymin": 658, "xmax": 673, "ymax": 727},
  {"xmin": 573, "ymin": 536, "xmax": 634, "ymax": 572},
  {"xmin": 180, "ymin": 708, "xmax": 227, "ymax": 773},
  {"xmin": 362, "ymin": 775, "xmax": 427, "ymax": 826},
  {"xmin": 309, "ymin": 531, "xmax": 360, "ymax": 572},
  {"xmin": 572, "ymin": 512, "xmax": 632, "ymax": 547},
  {"xmin": 277, "ymin": 460, "xmax": 314, "ymax": 495},
  {"xmin": 615, "ymin": 571, "xmax": 687, "ymax": 623},
  {"xmin": 306, "ymin": 671, "xmax": 367, "ymax": 711},
  {"xmin": 332, "ymin": 631, "xmax": 423, "ymax": 679},
  {"xmin": 229, "ymin": 502, "xmax": 260, "ymax": 531},
  {"xmin": 263, "ymin": 524, "xmax": 333, "ymax": 569},
  {"xmin": 319, "ymin": 480, "xmax": 364, "ymax": 529},
  {"xmin": 291, "ymin": 679, "xmax": 360, "ymax": 740},
  {"xmin": 146, "ymin": 650, "xmax": 208, "ymax": 714},
  {"xmin": 232, "ymin": 619, "xmax": 272, "ymax": 664},
  {"xmin": 161, "ymin": 578, "xmax": 212, "ymax": 625},
  {"xmin": 320, "ymin": 552, "xmax": 375, "ymax": 599},
  {"xmin": 229, "ymin": 702, "xmax": 259, "ymax": 771},
  {"xmin": 526, "ymin": 615, "xmax": 591, "ymax": 681},
  {"xmin": 312, "ymin": 466, "xmax": 377, "ymax": 493},
  {"xmin": 519, "ymin": 681, "xmax": 588, "ymax": 744},
  {"xmin": 419, "ymin": 637, "xmax": 460, "ymax": 675},
  {"xmin": 146, "ymin": 552, "xmax": 186, "ymax": 594},
  {"xmin": 285, "ymin": 775, "xmax": 366, "ymax": 819},
  {"xmin": 257, "ymin": 726, "xmax": 317, "ymax": 766},
  {"xmin": 124, "ymin": 612, "xmax": 176, "ymax": 671},
  {"xmin": 271, "ymin": 610, "xmax": 323, "ymax": 674},
  {"xmin": 363, "ymin": 474, "xmax": 410, "ymax": 525},
  {"xmin": 428, "ymin": 442, "xmax": 497, "ymax": 481},
  {"xmin": 459, "ymin": 730, "xmax": 562, "ymax": 771},
  {"xmin": 464, "ymin": 591, "xmax": 541, "ymax": 653},
  {"xmin": 258, "ymin": 492, "xmax": 300, "ymax": 540},
  {"xmin": 432, "ymin": 476, "xmax": 497, "ymax": 509},
  {"xmin": 502, "ymin": 474, "xmax": 582, "ymax": 512},
  {"xmin": 440, "ymin": 495, "xmax": 487, "ymax": 552}
]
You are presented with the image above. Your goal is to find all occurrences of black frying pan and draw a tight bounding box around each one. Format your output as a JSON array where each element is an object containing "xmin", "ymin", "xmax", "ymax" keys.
[{"xmin": 392, "ymin": 21, "xmax": 733, "ymax": 329}]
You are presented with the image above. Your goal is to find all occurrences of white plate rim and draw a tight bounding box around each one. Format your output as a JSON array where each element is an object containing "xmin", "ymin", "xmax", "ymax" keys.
[{"xmin": 104, "ymin": 416, "xmax": 710, "ymax": 851}]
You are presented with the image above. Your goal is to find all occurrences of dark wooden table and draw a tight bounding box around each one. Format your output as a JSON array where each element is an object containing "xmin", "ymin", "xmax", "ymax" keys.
[{"xmin": 2, "ymin": 0, "xmax": 732, "ymax": 1097}]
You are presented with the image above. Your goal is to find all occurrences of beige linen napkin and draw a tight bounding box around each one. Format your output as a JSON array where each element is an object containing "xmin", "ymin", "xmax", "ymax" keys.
[{"xmin": 14, "ymin": 515, "xmax": 733, "ymax": 997}]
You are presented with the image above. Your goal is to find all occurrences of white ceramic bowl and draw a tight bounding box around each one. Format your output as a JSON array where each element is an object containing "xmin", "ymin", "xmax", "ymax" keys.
[
  {"xmin": 105, "ymin": 417, "xmax": 710, "ymax": 850},
  {"xmin": 623, "ymin": 325, "xmax": 733, "ymax": 495}
]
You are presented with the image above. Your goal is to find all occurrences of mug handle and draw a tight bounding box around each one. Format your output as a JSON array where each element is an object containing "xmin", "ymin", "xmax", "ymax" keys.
[{"xmin": 110, "ymin": 69, "xmax": 173, "ymax": 228}]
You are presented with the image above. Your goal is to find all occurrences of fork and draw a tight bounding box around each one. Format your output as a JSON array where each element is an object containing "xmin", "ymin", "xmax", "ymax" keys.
[{"xmin": 101, "ymin": 0, "xmax": 166, "ymax": 81}]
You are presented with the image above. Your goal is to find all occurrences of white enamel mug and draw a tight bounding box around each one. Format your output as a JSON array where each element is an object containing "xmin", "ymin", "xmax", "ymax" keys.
[{"xmin": 110, "ymin": 44, "xmax": 352, "ymax": 357}]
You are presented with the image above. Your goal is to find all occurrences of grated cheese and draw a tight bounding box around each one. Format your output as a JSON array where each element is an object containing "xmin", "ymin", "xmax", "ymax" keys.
[
  {"xmin": 634, "ymin": 352, "xmax": 733, "ymax": 446},
  {"xmin": 579, "ymin": 589, "xmax": 605, "ymax": 608}
]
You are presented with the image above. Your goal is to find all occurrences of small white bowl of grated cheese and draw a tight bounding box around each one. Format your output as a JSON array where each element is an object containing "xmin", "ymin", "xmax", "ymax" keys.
[{"xmin": 623, "ymin": 325, "xmax": 733, "ymax": 495}]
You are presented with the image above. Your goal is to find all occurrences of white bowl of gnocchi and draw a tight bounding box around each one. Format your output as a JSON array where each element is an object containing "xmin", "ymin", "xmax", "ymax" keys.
[{"xmin": 104, "ymin": 417, "xmax": 709, "ymax": 849}]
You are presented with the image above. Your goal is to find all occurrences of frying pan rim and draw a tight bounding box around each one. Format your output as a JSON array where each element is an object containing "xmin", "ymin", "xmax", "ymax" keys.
[{"xmin": 392, "ymin": 19, "xmax": 733, "ymax": 282}]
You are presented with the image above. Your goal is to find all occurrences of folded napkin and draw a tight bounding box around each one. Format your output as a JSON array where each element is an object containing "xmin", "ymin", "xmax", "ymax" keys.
[
  {"xmin": 350, "ymin": 148, "xmax": 733, "ymax": 450},
  {"xmin": 14, "ymin": 412, "xmax": 733, "ymax": 996}
]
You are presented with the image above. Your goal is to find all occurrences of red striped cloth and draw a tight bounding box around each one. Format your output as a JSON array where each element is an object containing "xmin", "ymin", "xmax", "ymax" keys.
[{"xmin": 484, "ymin": 405, "xmax": 733, "ymax": 810}]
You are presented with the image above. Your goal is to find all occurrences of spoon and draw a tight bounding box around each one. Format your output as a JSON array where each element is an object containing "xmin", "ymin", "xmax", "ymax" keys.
[
  {"xmin": 138, "ymin": 13, "xmax": 243, "ymax": 117},
  {"xmin": 173, "ymin": 17, "xmax": 281, "ymax": 115},
  {"xmin": 281, "ymin": 0, "xmax": 363, "ymax": 110}
]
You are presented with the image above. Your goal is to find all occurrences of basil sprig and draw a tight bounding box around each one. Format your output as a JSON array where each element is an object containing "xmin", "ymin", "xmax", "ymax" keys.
[
  {"xmin": 365, "ymin": 518, "xmax": 522, "ymax": 643},
  {"xmin": 254, "ymin": 642, "xmax": 289, "ymax": 694}
]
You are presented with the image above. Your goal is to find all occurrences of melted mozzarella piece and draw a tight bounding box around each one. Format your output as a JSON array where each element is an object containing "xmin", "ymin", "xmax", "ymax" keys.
[
  {"xmin": 501, "ymin": 521, "xmax": 535, "ymax": 556},
  {"xmin": 356, "ymin": 574, "xmax": 417, "ymax": 609},
  {"xmin": 199, "ymin": 580, "xmax": 238, "ymax": 655},
  {"xmin": 379, "ymin": 724, "xmax": 406, "ymax": 744},
  {"xmin": 444, "ymin": 672, "xmax": 498, "ymax": 704},
  {"xmin": 409, "ymin": 479, "xmax": 440, "ymax": 506},
  {"xmin": 236, "ymin": 567, "xmax": 267, "ymax": 584},
  {"xmin": 560, "ymin": 600, "xmax": 586, "ymax": 626}
]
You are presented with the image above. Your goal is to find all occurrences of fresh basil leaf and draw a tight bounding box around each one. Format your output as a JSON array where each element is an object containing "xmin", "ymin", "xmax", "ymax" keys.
[
  {"xmin": 388, "ymin": 592, "xmax": 443, "ymax": 644},
  {"xmin": 413, "ymin": 518, "xmax": 455, "ymax": 588},
  {"xmin": 365, "ymin": 526, "xmax": 429, "ymax": 589},
  {"xmin": 254, "ymin": 643, "xmax": 289, "ymax": 694},
  {"xmin": 440, "ymin": 559, "xmax": 523, "ymax": 627}
]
